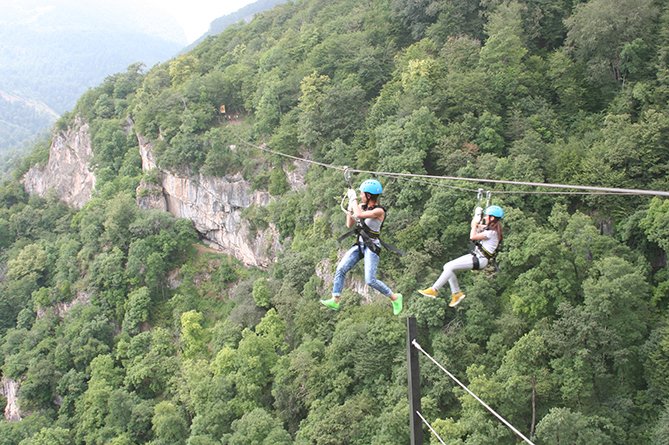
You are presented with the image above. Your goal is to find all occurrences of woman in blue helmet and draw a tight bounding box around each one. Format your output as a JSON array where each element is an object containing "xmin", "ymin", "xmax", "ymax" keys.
[
  {"xmin": 320, "ymin": 179, "xmax": 403, "ymax": 315},
  {"xmin": 418, "ymin": 205, "xmax": 504, "ymax": 307}
]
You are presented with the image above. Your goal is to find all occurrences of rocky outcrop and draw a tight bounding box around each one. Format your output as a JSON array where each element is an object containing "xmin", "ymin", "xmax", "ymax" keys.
[
  {"xmin": 316, "ymin": 258, "xmax": 375, "ymax": 302},
  {"xmin": 1, "ymin": 377, "xmax": 21, "ymax": 422},
  {"xmin": 35, "ymin": 291, "xmax": 92, "ymax": 320},
  {"xmin": 21, "ymin": 120, "xmax": 287, "ymax": 268},
  {"xmin": 137, "ymin": 137, "xmax": 281, "ymax": 268},
  {"xmin": 22, "ymin": 116, "xmax": 96, "ymax": 209}
]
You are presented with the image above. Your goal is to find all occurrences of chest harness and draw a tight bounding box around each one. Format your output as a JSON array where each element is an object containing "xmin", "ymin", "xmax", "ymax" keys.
[
  {"xmin": 337, "ymin": 204, "xmax": 404, "ymax": 257},
  {"xmin": 471, "ymin": 231, "xmax": 501, "ymax": 270}
]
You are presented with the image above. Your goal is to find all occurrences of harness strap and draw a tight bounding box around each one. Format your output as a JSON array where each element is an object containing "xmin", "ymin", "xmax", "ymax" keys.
[
  {"xmin": 471, "ymin": 253, "xmax": 480, "ymax": 271},
  {"xmin": 336, "ymin": 224, "xmax": 404, "ymax": 256},
  {"xmin": 474, "ymin": 241, "xmax": 497, "ymax": 260}
]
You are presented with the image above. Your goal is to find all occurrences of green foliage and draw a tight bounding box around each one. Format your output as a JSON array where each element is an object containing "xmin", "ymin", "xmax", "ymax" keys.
[
  {"xmin": 3, "ymin": 0, "xmax": 669, "ymax": 443},
  {"xmin": 122, "ymin": 287, "xmax": 152, "ymax": 335},
  {"xmin": 151, "ymin": 401, "xmax": 188, "ymax": 445},
  {"xmin": 180, "ymin": 310, "xmax": 209, "ymax": 359},
  {"xmin": 535, "ymin": 407, "xmax": 617, "ymax": 444},
  {"xmin": 18, "ymin": 427, "xmax": 71, "ymax": 445},
  {"xmin": 565, "ymin": 0, "xmax": 658, "ymax": 85},
  {"xmin": 224, "ymin": 408, "xmax": 292, "ymax": 445}
]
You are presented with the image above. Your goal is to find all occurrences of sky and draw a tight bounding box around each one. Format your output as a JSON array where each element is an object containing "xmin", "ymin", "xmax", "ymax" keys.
[{"xmin": 144, "ymin": 0, "xmax": 258, "ymax": 43}]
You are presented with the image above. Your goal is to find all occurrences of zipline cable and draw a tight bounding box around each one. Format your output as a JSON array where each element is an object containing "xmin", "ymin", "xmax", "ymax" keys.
[
  {"xmin": 350, "ymin": 168, "xmax": 669, "ymax": 197},
  {"xmin": 412, "ymin": 340, "xmax": 537, "ymax": 445},
  {"xmin": 238, "ymin": 140, "xmax": 345, "ymax": 172},
  {"xmin": 416, "ymin": 411, "xmax": 447, "ymax": 445},
  {"xmin": 237, "ymin": 140, "xmax": 669, "ymax": 198},
  {"xmin": 375, "ymin": 173, "xmax": 637, "ymax": 196}
]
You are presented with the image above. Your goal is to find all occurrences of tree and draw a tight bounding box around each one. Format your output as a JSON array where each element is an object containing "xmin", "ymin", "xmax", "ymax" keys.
[
  {"xmin": 54, "ymin": 304, "xmax": 113, "ymax": 373},
  {"xmin": 565, "ymin": 0, "xmax": 657, "ymax": 84},
  {"xmin": 294, "ymin": 394, "xmax": 376, "ymax": 445},
  {"xmin": 374, "ymin": 106, "xmax": 444, "ymax": 207},
  {"xmin": 17, "ymin": 427, "xmax": 71, "ymax": 445},
  {"xmin": 73, "ymin": 355, "xmax": 124, "ymax": 445},
  {"xmin": 391, "ymin": 0, "xmax": 442, "ymax": 40},
  {"xmin": 491, "ymin": 329, "xmax": 553, "ymax": 437},
  {"xmin": 272, "ymin": 338, "xmax": 326, "ymax": 434},
  {"xmin": 224, "ymin": 408, "xmax": 292, "ymax": 445},
  {"xmin": 641, "ymin": 198, "xmax": 669, "ymax": 253},
  {"xmin": 651, "ymin": 404, "xmax": 669, "ymax": 445},
  {"xmin": 478, "ymin": 1, "xmax": 529, "ymax": 109},
  {"xmin": 535, "ymin": 407, "xmax": 617, "ymax": 444},
  {"xmin": 122, "ymin": 287, "xmax": 152, "ymax": 335},
  {"xmin": 644, "ymin": 321, "xmax": 669, "ymax": 403},
  {"xmin": 150, "ymin": 401, "xmax": 188, "ymax": 445},
  {"xmin": 297, "ymin": 73, "xmax": 366, "ymax": 148},
  {"xmin": 121, "ymin": 328, "xmax": 179, "ymax": 398},
  {"xmin": 180, "ymin": 310, "xmax": 208, "ymax": 359}
]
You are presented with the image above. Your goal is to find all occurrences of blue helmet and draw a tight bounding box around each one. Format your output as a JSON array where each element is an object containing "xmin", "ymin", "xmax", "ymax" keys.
[
  {"xmin": 359, "ymin": 179, "xmax": 383, "ymax": 195},
  {"xmin": 485, "ymin": 205, "xmax": 504, "ymax": 219}
]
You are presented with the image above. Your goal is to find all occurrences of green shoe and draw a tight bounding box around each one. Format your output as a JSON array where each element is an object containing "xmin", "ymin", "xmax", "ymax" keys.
[
  {"xmin": 391, "ymin": 293, "xmax": 403, "ymax": 315},
  {"xmin": 320, "ymin": 297, "xmax": 340, "ymax": 311}
]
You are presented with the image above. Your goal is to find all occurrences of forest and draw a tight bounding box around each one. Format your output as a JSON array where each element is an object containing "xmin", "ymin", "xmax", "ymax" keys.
[{"xmin": 1, "ymin": 0, "xmax": 669, "ymax": 444}]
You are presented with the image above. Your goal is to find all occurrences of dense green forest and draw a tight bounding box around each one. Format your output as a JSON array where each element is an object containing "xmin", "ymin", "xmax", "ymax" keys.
[{"xmin": 1, "ymin": 0, "xmax": 669, "ymax": 443}]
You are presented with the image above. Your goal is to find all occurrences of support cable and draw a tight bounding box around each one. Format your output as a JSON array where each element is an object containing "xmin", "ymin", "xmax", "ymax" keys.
[
  {"xmin": 350, "ymin": 167, "xmax": 669, "ymax": 197},
  {"xmin": 237, "ymin": 140, "xmax": 345, "ymax": 172},
  {"xmin": 416, "ymin": 411, "xmax": 447, "ymax": 445},
  {"xmin": 237, "ymin": 139, "xmax": 669, "ymax": 197},
  {"xmin": 412, "ymin": 340, "xmax": 537, "ymax": 445}
]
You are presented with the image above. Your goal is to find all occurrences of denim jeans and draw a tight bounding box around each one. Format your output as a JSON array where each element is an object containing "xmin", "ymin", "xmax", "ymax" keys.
[
  {"xmin": 432, "ymin": 253, "xmax": 488, "ymax": 294},
  {"xmin": 332, "ymin": 245, "xmax": 392, "ymax": 297}
]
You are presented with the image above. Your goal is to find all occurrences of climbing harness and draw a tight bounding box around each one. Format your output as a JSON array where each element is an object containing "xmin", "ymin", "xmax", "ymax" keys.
[
  {"xmin": 337, "ymin": 168, "xmax": 404, "ymax": 256},
  {"xmin": 470, "ymin": 190, "xmax": 501, "ymax": 270}
]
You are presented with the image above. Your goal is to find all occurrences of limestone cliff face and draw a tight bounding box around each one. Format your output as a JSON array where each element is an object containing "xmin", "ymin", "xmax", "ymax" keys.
[
  {"xmin": 22, "ymin": 116, "xmax": 96, "ymax": 209},
  {"xmin": 316, "ymin": 258, "xmax": 375, "ymax": 302},
  {"xmin": 1, "ymin": 377, "xmax": 21, "ymax": 422},
  {"xmin": 20, "ymin": 119, "xmax": 286, "ymax": 267},
  {"xmin": 137, "ymin": 136, "xmax": 282, "ymax": 267}
]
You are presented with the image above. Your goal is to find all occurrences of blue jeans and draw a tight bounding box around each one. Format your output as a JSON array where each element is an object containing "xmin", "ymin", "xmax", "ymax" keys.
[{"xmin": 332, "ymin": 245, "xmax": 393, "ymax": 297}]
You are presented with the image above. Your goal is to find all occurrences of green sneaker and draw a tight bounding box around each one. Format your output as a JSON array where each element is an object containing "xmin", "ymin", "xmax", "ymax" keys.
[
  {"xmin": 320, "ymin": 297, "xmax": 340, "ymax": 311},
  {"xmin": 391, "ymin": 293, "xmax": 403, "ymax": 315}
]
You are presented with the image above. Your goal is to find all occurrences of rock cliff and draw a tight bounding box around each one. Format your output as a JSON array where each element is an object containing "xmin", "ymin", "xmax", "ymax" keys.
[
  {"xmin": 1, "ymin": 377, "xmax": 21, "ymax": 422},
  {"xmin": 21, "ymin": 118, "xmax": 287, "ymax": 268},
  {"xmin": 22, "ymin": 116, "xmax": 96, "ymax": 209},
  {"xmin": 136, "ymin": 136, "xmax": 282, "ymax": 268}
]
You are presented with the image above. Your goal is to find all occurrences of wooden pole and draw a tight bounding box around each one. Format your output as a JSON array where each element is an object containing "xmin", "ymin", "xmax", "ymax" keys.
[{"xmin": 407, "ymin": 316, "xmax": 423, "ymax": 445}]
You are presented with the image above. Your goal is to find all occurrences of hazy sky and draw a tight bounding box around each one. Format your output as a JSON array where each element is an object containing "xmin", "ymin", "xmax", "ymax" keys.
[
  {"xmin": 144, "ymin": 0, "xmax": 257, "ymax": 43},
  {"xmin": 0, "ymin": 0, "xmax": 259, "ymax": 44}
]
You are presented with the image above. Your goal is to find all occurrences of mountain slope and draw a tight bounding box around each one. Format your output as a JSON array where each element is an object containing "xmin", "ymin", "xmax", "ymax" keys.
[
  {"xmin": 0, "ymin": 0, "xmax": 186, "ymax": 152},
  {"xmin": 185, "ymin": 0, "xmax": 290, "ymax": 51},
  {"xmin": 2, "ymin": 0, "xmax": 669, "ymax": 444}
]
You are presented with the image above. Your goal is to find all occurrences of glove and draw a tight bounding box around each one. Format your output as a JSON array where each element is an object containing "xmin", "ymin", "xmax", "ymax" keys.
[
  {"xmin": 472, "ymin": 206, "xmax": 483, "ymax": 224},
  {"xmin": 347, "ymin": 188, "xmax": 358, "ymax": 203}
]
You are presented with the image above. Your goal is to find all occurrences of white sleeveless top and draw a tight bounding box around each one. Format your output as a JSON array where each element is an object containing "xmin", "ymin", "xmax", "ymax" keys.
[{"xmin": 475, "ymin": 229, "xmax": 499, "ymax": 257}]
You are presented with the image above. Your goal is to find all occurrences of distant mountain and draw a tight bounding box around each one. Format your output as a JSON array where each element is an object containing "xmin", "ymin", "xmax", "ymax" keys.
[
  {"xmin": 0, "ymin": 0, "xmax": 187, "ymax": 152},
  {"xmin": 185, "ymin": 0, "xmax": 290, "ymax": 51}
]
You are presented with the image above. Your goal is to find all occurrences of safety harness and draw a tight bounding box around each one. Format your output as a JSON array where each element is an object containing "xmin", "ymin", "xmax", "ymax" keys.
[
  {"xmin": 471, "ymin": 237, "xmax": 501, "ymax": 270},
  {"xmin": 337, "ymin": 205, "xmax": 404, "ymax": 257}
]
